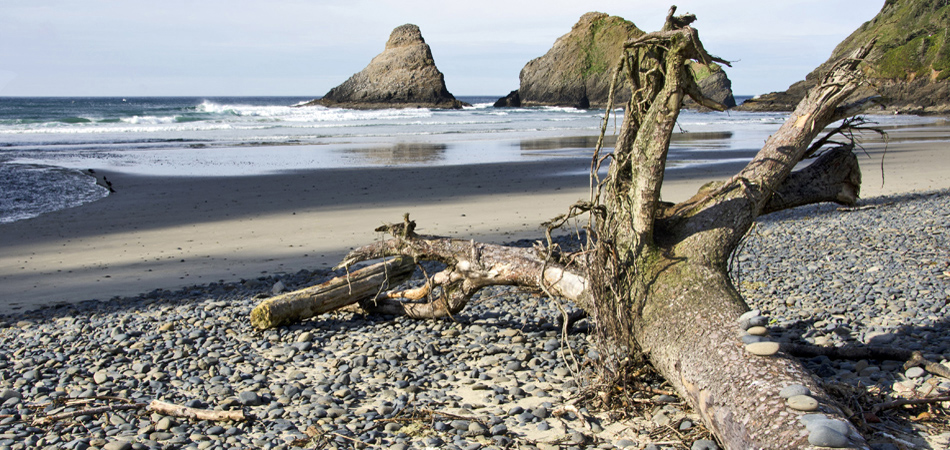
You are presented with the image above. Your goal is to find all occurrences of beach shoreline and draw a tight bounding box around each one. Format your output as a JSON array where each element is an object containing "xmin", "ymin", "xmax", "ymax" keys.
[{"xmin": 1, "ymin": 123, "xmax": 948, "ymax": 316}]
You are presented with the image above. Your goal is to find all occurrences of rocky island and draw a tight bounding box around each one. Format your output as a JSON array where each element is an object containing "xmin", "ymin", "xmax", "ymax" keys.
[
  {"xmin": 738, "ymin": 0, "xmax": 950, "ymax": 114},
  {"xmin": 495, "ymin": 12, "xmax": 736, "ymax": 109},
  {"xmin": 301, "ymin": 24, "xmax": 465, "ymax": 110}
]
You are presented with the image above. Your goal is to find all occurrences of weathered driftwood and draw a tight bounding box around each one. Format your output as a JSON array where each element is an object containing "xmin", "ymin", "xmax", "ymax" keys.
[
  {"xmin": 262, "ymin": 7, "xmax": 888, "ymax": 449},
  {"xmin": 250, "ymin": 256, "xmax": 415, "ymax": 329},
  {"xmin": 148, "ymin": 399, "xmax": 246, "ymax": 422},
  {"xmin": 33, "ymin": 398, "xmax": 247, "ymax": 426},
  {"xmin": 336, "ymin": 16, "xmax": 877, "ymax": 450},
  {"xmin": 871, "ymin": 396, "xmax": 950, "ymax": 414},
  {"xmin": 33, "ymin": 402, "xmax": 146, "ymax": 426}
]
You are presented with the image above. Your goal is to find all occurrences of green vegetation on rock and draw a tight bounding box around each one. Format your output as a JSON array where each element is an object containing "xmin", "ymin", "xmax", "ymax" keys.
[
  {"xmin": 577, "ymin": 15, "xmax": 638, "ymax": 79},
  {"xmin": 835, "ymin": 0, "xmax": 950, "ymax": 81},
  {"xmin": 514, "ymin": 12, "xmax": 734, "ymax": 109},
  {"xmin": 739, "ymin": 0, "xmax": 950, "ymax": 113}
]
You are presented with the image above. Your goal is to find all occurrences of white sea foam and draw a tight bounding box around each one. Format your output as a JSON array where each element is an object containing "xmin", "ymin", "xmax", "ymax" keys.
[
  {"xmin": 196, "ymin": 100, "xmax": 436, "ymax": 123},
  {"xmin": 121, "ymin": 115, "xmax": 178, "ymax": 125}
]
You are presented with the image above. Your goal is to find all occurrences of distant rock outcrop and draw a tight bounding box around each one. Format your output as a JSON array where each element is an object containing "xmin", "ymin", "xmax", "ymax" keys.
[
  {"xmin": 304, "ymin": 24, "xmax": 464, "ymax": 110},
  {"xmin": 493, "ymin": 90, "xmax": 521, "ymax": 108},
  {"xmin": 498, "ymin": 12, "xmax": 736, "ymax": 109},
  {"xmin": 738, "ymin": 0, "xmax": 950, "ymax": 114}
]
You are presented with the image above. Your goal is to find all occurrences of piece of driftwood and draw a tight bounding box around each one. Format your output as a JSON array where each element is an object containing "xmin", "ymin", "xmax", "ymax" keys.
[
  {"xmin": 872, "ymin": 396, "xmax": 950, "ymax": 414},
  {"xmin": 250, "ymin": 256, "xmax": 415, "ymax": 329},
  {"xmin": 148, "ymin": 399, "xmax": 246, "ymax": 422},
  {"xmin": 33, "ymin": 402, "xmax": 146, "ymax": 426}
]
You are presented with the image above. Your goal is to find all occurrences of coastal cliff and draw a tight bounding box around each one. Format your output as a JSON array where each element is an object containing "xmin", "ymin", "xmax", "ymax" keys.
[
  {"xmin": 738, "ymin": 0, "xmax": 950, "ymax": 114},
  {"xmin": 303, "ymin": 24, "xmax": 464, "ymax": 110},
  {"xmin": 497, "ymin": 12, "xmax": 736, "ymax": 109}
]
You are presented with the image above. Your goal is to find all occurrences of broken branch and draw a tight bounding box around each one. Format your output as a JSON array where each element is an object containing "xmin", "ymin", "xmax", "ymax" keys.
[
  {"xmin": 148, "ymin": 399, "xmax": 246, "ymax": 422},
  {"xmin": 250, "ymin": 256, "xmax": 415, "ymax": 329},
  {"xmin": 871, "ymin": 396, "xmax": 950, "ymax": 414},
  {"xmin": 33, "ymin": 403, "xmax": 146, "ymax": 426}
]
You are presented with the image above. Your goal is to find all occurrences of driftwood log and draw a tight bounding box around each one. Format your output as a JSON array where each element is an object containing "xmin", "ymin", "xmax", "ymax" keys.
[
  {"xmin": 249, "ymin": 7, "xmax": 905, "ymax": 449},
  {"xmin": 250, "ymin": 256, "xmax": 415, "ymax": 329}
]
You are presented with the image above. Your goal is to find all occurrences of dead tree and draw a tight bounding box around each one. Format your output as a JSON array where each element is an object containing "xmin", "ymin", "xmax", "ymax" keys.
[{"xmin": 270, "ymin": 7, "xmax": 883, "ymax": 449}]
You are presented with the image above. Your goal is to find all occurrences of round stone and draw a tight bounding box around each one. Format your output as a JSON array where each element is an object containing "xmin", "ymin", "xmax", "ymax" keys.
[
  {"xmin": 615, "ymin": 439, "xmax": 637, "ymax": 449},
  {"xmin": 737, "ymin": 309, "xmax": 761, "ymax": 322},
  {"xmin": 779, "ymin": 384, "xmax": 810, "ymax": 398},
  {"xmin": 93, "ymin": 371, "xmax": 110, "ymax": 384},
  {"xmin": 807, "ymin": 425, "xmax": 851, "ymax": 448},
  {"xmin": 745, "ymin": 341, "xmax": 779, "ymax": 356},
  {"xmin": 237, "ymin": 391, "xmax": 262, "ymax": 406},
  {"xmin": 0, "ymin": 389, "xmax": 21, "ymax": 401},
  {"xmin": 691, "ymin": 439, "xmax": 720, "ymax": 450},
  {"xmin": 468, "ymin": 422, "xmax": 487, "ymax": 434},
  {"xmin": 532, "ymin": 406, "xmax": 549, "ymax": 419},
  {"xmin": 805, "ymin": 418, "xmax": 851, "ymax": 436},
  {"xmin": 798, "ymin": 413, "xmax": 827, "ymax": 426},
  {"xmin": 746, "ymin": 326, "xmax": 768, "ymax": 336},
  {"xmin": 787, "ymin": 394, "xmax": 819, "ymax": 411},
  {"xmin": 102, "ymin": 441, "xmax": 132, "ymax": 450},
  {"xmin": 505, "ymin": 361, "xmax": 523, "ymax": 371},
  {"xmin": 905, "ymin": 366, "xmax": 925, "ymax": 379}
]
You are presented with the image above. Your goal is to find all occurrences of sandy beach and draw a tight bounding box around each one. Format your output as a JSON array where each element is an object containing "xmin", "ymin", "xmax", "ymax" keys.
[{"xmin": 1, "ymin": 121, "xmax": 948, "ymax": 315}]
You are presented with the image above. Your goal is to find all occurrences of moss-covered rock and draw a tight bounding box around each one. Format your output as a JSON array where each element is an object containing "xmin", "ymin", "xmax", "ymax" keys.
[
  {"xmin": 738, "ymin": 0, "xmax": 950, "ymax": 114},
  {"xmin": 503, "ymin": 12, "xmax": 735, "ymax": 109}
]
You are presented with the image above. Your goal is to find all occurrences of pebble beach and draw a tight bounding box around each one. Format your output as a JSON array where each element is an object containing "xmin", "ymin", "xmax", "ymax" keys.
[{"xmin": 1, "ymin": 187, "xmax": 949, "ymax": 450}]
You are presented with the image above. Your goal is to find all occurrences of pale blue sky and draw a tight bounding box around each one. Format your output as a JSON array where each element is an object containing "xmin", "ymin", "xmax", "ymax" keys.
[{"xmin": 0, "ymin": 0, "xmax": 885, "ymax": 97}]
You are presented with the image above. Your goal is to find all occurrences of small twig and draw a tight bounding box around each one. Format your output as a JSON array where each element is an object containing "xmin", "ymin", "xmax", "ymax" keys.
[
  {"xmin": 552, "ymin": 404, "xmax": 590, "ymax": 430},
  {"xmin": 33, "ymin": 403, "xmax": 146, "ymax": 426},
  {"xmin": 330, "ymin": 431, "xmax": 368, "ymax": 447},
  {"xmin": 872, "ymin": 396, "xmax": 950, "ymax": 414},
  {"xmin": 836, "ymin": 202, "xmax": 892, "ymax": 212},
  {"xmin": 418, "ymin": 408, "xmax": 487, "ymax": 425}
]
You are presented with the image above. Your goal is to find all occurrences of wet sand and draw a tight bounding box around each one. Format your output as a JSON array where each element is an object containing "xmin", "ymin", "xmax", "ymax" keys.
[{"xmin": 0, "ymin": 123, "xmax": 947, "ymax": 315}]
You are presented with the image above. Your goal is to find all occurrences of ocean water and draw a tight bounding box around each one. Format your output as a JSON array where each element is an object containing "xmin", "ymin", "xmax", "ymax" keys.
[{"xmin": 0, "ymin": 96, "xmax": 937, "ymax": 223}]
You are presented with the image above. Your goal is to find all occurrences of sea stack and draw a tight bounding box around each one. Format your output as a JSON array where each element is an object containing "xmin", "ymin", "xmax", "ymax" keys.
[
  {"xmin": 307, "ymin": 24, "xmax": 464, "ymax": 110},
  {"xmin": 737, "ymin": 0, "xmax": 950, "ymax": 114},
  {"xmin": 499, "ymin": 12, "xmax": 736, "ymax": 109}
]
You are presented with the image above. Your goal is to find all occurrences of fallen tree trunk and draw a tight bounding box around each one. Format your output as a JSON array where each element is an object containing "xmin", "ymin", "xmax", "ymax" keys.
[
  {"xmin": 250, "ymin": 256, "xmax": 415, "ymax": 329},
  {"xmin": 257, "ymin": 7, "xmax": 886, "ymax": 449}
]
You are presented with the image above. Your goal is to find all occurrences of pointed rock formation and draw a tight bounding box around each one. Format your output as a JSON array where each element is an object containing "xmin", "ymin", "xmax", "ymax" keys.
[
  {"xmin": 738, "ymin": 0, "xmax": 950, "ymax": 114},
  {"xmin": 306, "ymin": 24, "xmax": 464, "ymax": 110},
  {"xmin": 499, "ymin": 12, "xmax": 735, "ymax": 109}
]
